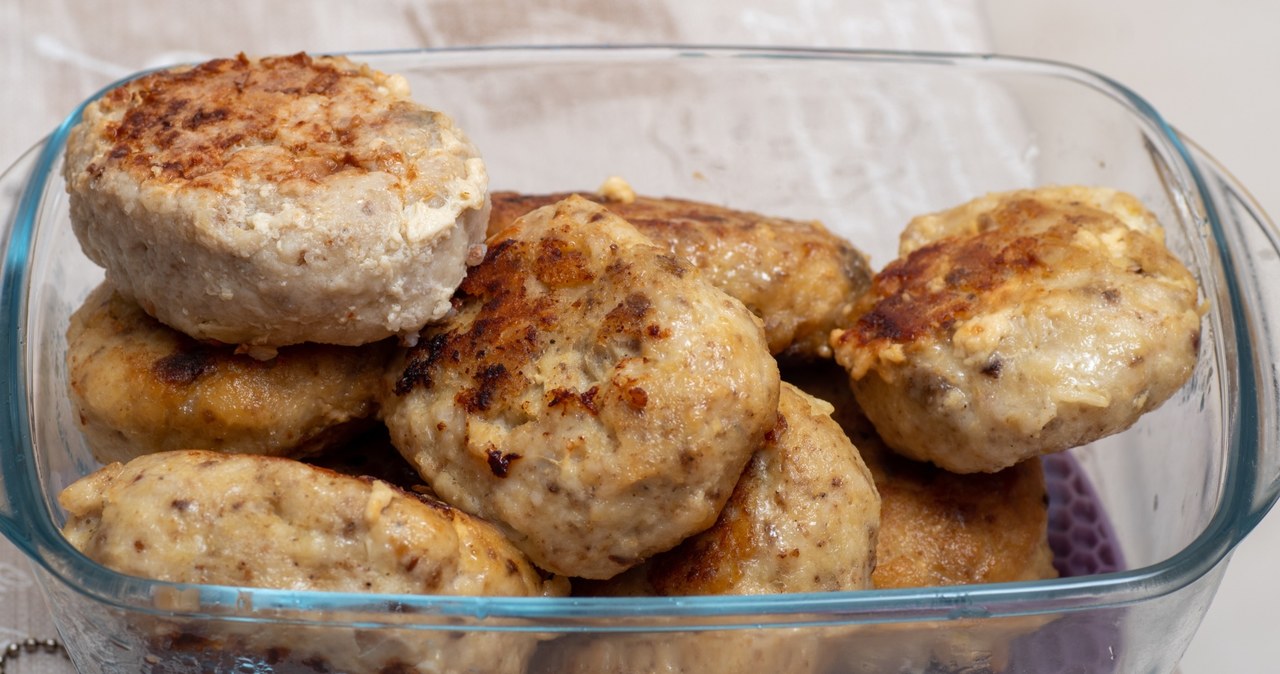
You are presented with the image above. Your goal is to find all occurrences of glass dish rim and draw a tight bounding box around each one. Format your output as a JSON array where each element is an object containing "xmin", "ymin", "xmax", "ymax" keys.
[{"xmin": 0, "ymin": 44, "xmax": 1261, "ymax": 628}]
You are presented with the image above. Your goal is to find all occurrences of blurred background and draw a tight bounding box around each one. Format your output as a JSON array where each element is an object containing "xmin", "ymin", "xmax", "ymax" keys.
[{"xmin": 2, "ymin": 1, "xmax": 1276, "ymax": 671}]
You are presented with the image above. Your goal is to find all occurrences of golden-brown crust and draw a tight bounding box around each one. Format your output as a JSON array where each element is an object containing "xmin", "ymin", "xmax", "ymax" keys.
[
  {"xmin": 642, "ymin": 384, "xmax": 879, "ymax": 595},
  {"xmin": 66, "ymin": 283, "xmax": 394, "ymax": 463},
  {"xmin": 489, "ymin": 190, "xmax": 872, "ymax": 359},
  {"xmin": 835, "ymin": 196, "xmax": 1066, "ymax": 373},
  {"xmin": 394, "ymin": 203, "xmax": 696, "ymax": 413},
  {"xmin": 784, "ymin": 363, "xmax": 1057, "ymax": 589},
  {"xmin": 869, "ymin": 455, "xmax": 1055, "ymax": 588},
  {"xmin": 830, "ymin": 187, "xmax": 1203, "ymax": 473},
  {"xmin": 393, "ymin": 220, "xmax": 678, "ymax": 418},
  {"xmin": 646, "ymin": 446, "xmax": 759, "ymax": 593},
  {"xmin": 383, "ymin": 195, "xmax": 780, "ymax": 580},
  {"xmin": 93, "ymin": 53, "xmax": 412, "ymax": 187}
]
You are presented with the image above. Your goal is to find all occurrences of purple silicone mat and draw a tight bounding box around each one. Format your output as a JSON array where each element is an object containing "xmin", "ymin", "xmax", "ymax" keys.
[
  {"xmin": 1043, "ymin": 452, "xmax": 1125, "ymax": 577},
  {"xmin": 1000, "ymin": 452, "xmax": 1125, "ymax": 674}
]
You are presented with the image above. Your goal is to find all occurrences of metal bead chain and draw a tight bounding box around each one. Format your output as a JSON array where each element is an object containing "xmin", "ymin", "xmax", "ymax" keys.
[{"xmin": 0, "ymin": 637, "xmax": 67, "ymax": 673}]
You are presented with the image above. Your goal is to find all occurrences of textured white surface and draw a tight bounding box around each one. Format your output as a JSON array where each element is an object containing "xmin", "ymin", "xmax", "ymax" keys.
[{"xmin": 2, "ymin": 0, "xmax": 1276, "ymax": 670}]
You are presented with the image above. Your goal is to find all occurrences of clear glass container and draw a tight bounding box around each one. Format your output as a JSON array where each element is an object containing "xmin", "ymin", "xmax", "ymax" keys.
[{"xmin": 2, "ymin": 46, "xmax": 1278, "ymax": 674}]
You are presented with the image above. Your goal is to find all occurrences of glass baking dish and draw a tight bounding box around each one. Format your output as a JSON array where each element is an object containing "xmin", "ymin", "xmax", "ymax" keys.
[{"xmin": 2, "ymin": 46, "xmax": 1279, "ymax": 674}]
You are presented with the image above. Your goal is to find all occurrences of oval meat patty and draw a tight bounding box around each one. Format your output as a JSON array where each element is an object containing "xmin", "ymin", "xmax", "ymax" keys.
[
  {"xmin": 786, "ymin": 362, "xmax": 1056, "ymax": 588},
  {"xmin": 831, "ymin": 187, "xmax": 1203, "ymax": 473},
  {"xmin": 583, "ymin": 382, "xmax": 879, "ymax": 596},
  {"xmin": 59, "ymin": 450, "xmax": 565, "ymax": 595},
  {"xmin": 383, "ymin": 195, "xmax": 780, "ymax": 579},
  {"xmin": 66, "ymin": 283, "xmax": 393, "ymax": 464},
  {"xmin": 489, "ymin": 190, "xmax": 872, "ymax": 359},
  {"xmin": 63, "ymin": 53, "xmax": 489, "ymax": 349},
  {"xmin": 59, "ymin": 450, "xmax": 567, "ymax": 674}
]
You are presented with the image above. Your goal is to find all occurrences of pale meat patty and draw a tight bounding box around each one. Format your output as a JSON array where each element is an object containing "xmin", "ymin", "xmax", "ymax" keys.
[
  {"xmin": 58, "ymin": 451, "xmax": 566, "ymax": 595},
  {"xmin": 63, "ymin": 53, "xmax": 489, "ymax": 349},
  {"xmin": 489, "ymin": 190, "xmax": 873, "ymax": 359},
  {"xmin": 582, "ymin": 383, "xmax": 879, "ymax": 596},
  {"xmin": 831, "ymin": 187, "xmax": 1203, "ymax": 473},
  {"xmin": 66, "ymin": 283, "xmax": 393, "ymax": 464},
  {"xmin": 382, "ymin": 195, "xmax": 780, "ymax": 579},
  {"xmin": 785, "ymin": 363, "xmax": 1056, "ymax": 588},
  {"xmin": 59, "ymin": 450, "xmax": 567, "ymax": 674}
]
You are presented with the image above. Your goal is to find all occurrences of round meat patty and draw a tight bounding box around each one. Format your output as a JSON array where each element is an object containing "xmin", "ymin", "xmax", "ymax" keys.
[
  {"xmin": 582, "ymin": 383, "xmax": 879, "ymax": 596},
  {"xmin": 59, "ymin": 450, "xmax": 567, "ymax": 674},
  {"xmin": 489, "ymin": 190, "xmax": 873, "ymax": 360},
  {"xmin": 786, "ymin": 362, "xmax": 1057, "ymax": 589},
  {"xmin": 63, "ymin": 53, "xmax": 489, "ymax": 349},
  {"xmin": 382, "ymin": 195, "xmax": 780, "ymax": 579},
  {"xmin": 67, "ymin": 283, "xmax": 393, "ymax": 464},
  {"xmin": 830, "ymin": 186, "xmax": 1203, "ymax": 473}
]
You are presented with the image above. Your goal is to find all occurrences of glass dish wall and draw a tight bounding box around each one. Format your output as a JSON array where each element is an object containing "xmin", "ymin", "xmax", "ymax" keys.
[{"xmin": 3, "ymin": 47, "xmax": 1279, "ymax": 674}]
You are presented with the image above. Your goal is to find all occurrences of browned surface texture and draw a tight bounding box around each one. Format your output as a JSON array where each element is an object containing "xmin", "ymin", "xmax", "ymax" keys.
[
  {"xmin": 582, "ymin": 383, "xmax": 879, "ymax": 597},
  {"xmin": 66, "ymin": 283, "xmax": 393, "ymax": 463},
  {"xmin": 383, "ymin": 195, "xmax": 780, "ymax": 579},
  {"xmin": 90, "ymin": 54, "xmax": 414, "ymax": 186},
  {"xmin": 839, "ymin": 190, "xmax": 1159, "ymax": 365},
  {"xmin": 831, "ymin": 187, "xmax": 1203, "ymax": 473},
  {"xmin": 849, "ymin": 199, "xmax": 1050, "ymax": 348},
  {"xmin": 490, "ymin": 190, "xmax": 873, "ymax": 359},
  {"xmin": 870, "ymin": 454, "xmax": 1055, "ymax": 588},
  {"xmin": 786, "ymin": 362, "xmax": 1057, "ymax": 589}
]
